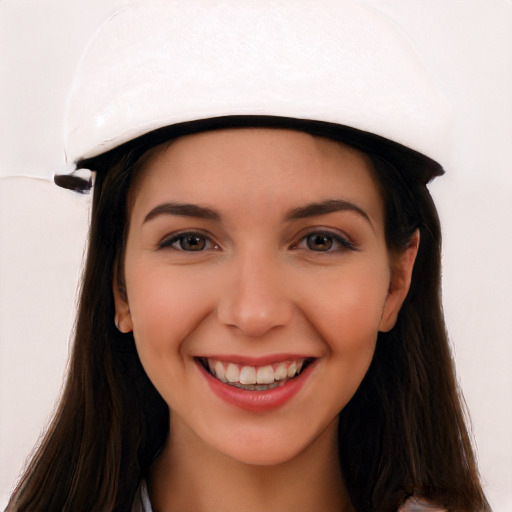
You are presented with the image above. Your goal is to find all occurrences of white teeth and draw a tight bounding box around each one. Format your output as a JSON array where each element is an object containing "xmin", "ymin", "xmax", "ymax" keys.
[
  {"xmin": 204, "ymin": 358, "xmax": 308, "ymax": 387},
  {"xmin": 256, "ymin": 365, "xmax": 274, "ymax": 384},
  {"xmin": 287, "ymin": 361, "xmax": 297, "ymax": 378},
  {"xmin": 274, "ymin": 363, "xmax": 288, "ymax": 381},
  {"xmin": 239, "ymin": 366, "xmax": 257, "ymax": 385},
  {"xmin": 226, "ymin": 363, "xmax": 239, "ymax": 383},
  {"xmin": 214, "ymin": 360, "xmax": 227, "ymax": 382}
]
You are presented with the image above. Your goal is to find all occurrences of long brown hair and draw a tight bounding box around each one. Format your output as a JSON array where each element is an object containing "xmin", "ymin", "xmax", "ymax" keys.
[{"xmin": 8, "ymin": 119, "xmax": 491, "ymax": 512}]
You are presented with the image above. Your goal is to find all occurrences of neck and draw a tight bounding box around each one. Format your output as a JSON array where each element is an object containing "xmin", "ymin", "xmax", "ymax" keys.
[{"xmin": 149, "ymin": 416, "xmax": 354, "ymax": 512}]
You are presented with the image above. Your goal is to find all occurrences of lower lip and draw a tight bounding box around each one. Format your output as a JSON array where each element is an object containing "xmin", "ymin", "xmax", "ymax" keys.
[{"xmin": 197, "ymin": 360, "xmax": 314, "ymax": 412}]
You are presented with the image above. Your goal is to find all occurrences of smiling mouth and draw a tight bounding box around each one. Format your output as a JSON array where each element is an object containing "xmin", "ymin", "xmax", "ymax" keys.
[{"xmin": 197, "ymin": 357, "xmax": 314, "ymax": 391}]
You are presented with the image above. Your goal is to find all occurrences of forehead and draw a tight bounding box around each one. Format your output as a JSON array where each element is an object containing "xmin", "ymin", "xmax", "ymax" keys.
[{"xmin": 129, "ymin": 128, "xmax": 383, "ymax": 222}]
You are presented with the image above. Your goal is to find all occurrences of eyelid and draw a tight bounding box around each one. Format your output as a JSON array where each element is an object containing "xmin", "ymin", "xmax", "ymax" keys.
[
  {"xmin": 156, "ymin": 228, "xmax": 356, "ymax": 252},
  {"xmin": 158, "ymin": 230, "xmax": 220, "ymax": 251},
  {"xmin": 291, "ymin": 228, "xmax": 357, "ymax": 252}
]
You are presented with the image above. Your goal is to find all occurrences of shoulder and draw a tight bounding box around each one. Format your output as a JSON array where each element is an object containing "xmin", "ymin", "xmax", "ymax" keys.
[{"xmin": 398, "ymin": 497, "xmax": 447, "ymax": 512}]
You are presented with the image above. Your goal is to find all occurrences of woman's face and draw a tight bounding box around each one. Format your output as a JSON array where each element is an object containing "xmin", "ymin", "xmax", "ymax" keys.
[{"xmin": 115, "ymin": 128, "xmax": 415, "ymax": 466}]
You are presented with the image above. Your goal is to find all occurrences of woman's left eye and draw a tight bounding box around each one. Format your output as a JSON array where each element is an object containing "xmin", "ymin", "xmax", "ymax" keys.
[
  {"xmin": 294, "ymin": 231, "xmax": 356, "ymax": 252},
  {"xmin": 159, "ymin": 232, "xmax": 217, "ymax": 251}
]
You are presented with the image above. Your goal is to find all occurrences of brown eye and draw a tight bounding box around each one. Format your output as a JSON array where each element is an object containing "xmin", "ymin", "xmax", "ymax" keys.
[
  {"xmin": 179, "ymin": 235, "xmax": 206, "ymax": 251},
  {"xmin": 160, "ymin": 232, "xmax": 216, "ymax": 251},
  {"xmin": 306, "ymin": 233, "xmax": 334, "ymax": 251},
  {"xmin": 293, "ymin": 230, "xmax": 356, "ymax": 253}
]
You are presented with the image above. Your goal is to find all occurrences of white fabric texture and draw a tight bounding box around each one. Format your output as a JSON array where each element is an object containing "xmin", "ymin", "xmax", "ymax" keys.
[
  {"xmin": 399, "ymin": 497, "xmax": 446, "ymax": 512},
  {"xmin": 64, "ymin": 0, "xmax": 450, "ymax": 166}
]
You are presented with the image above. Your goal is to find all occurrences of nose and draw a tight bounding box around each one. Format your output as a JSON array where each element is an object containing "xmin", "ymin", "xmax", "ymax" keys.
[{"xmin": 217, "ymin": 249, "xmax": 294, "ymax": 337}]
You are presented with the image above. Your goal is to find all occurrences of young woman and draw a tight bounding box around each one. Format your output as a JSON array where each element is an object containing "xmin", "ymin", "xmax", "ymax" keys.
[{"xmin": 7, "ymin": 1, "xmax": 491, "ymax": 511}]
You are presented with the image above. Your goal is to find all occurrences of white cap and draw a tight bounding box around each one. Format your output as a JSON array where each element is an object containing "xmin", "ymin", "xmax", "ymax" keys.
[{"xmin": 63, "ymin": 0, "xmax": 450, "ymax": 173}]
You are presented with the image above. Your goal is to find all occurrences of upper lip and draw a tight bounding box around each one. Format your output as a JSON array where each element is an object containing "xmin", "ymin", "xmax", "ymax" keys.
[{"xmin": 195, "ymin": 354, "xmax": 317, "ymax": 366}]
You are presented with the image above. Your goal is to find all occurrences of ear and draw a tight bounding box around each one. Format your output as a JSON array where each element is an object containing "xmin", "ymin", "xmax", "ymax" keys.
[
  {"xmin": 112, "ymin": 262, "xmax": 133, "ymax": 333},
  {"xmin": 378, "ymin": 229, "xmax": 420, "ymax": 333}
]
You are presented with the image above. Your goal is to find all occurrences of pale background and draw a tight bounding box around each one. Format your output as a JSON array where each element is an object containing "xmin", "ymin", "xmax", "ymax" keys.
[{"xmin": 1, "ymin": 0, "xmax": 511, "ymax": 509}]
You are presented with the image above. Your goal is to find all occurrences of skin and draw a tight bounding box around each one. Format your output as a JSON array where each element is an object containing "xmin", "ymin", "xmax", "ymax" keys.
[{"xmin": 114, "ymin": 128, "xmax": 419, "ymax": 512}]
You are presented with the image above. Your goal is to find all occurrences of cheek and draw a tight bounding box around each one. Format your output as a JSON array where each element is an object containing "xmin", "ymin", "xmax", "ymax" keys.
[
  {"xmin": 300, "ymin": 260, "xmax": 390, "ymax": 354},
  {"xmin": 306, "ymin": 265, "xmax": 389, "ymax": 412},
  {"xmin": 125, "ymin": 261, "xmax": 216, "ymax": 358}
]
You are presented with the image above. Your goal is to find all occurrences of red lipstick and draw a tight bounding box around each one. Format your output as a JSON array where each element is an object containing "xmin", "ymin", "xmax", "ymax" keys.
[{"xmin": 196, "ymin": 358, "xmax": 315, "ymax": 412}]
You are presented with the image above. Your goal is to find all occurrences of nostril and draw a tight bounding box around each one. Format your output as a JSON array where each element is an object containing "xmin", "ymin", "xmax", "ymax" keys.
[
  {"xmin": 216, "ymin": 266, "xmax": 294, "ymax": 336},
  {"xmin": 218, "ymin": 302, "xmax": 294, "ymax": 338}
]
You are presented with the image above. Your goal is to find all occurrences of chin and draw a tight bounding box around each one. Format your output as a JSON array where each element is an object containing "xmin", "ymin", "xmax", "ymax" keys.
[
  {"xmin": 207, "ymin": 421, "xmax": 330, "ymax": 468},
  {"xmin": 222, "ymin": 439, "xmax": 306, "ymax": 467}
]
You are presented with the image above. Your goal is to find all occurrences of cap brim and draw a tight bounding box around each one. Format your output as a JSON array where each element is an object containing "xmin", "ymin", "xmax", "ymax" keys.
[{"xmin": 55, "ymin": 115, "xmax": 443, "ymax": 193}]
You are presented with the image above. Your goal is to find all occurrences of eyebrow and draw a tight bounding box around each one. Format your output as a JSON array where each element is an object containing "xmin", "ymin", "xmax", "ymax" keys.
[
  {"xmin": 285, "ymin": 199, "xmax": 373, "ymax": 228},
  {"xmin": 143, "ymin": 198, "xmax": 373, "ymax": 229},
  {"xmin": 143, "ymin": 202, "xmax": 221, "ymax": 223}
]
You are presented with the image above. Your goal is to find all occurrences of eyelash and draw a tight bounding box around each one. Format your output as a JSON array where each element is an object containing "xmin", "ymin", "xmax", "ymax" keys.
[
  {"xmin": 159, "ymin": 230, "xmax": 356, "ymax": 253},
  {"xmin": 292, "ymin": 230, "xmax": 356, "ymax": 253},
  {"xmin": 159, "ymin": 231, "xmax": 219, "ymax": 252}
]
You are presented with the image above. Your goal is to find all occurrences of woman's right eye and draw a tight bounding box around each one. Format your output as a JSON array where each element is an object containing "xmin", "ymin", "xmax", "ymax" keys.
[{"xmin": 159, "ymin": 232, "xmax": 217, "ymax": 251}]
